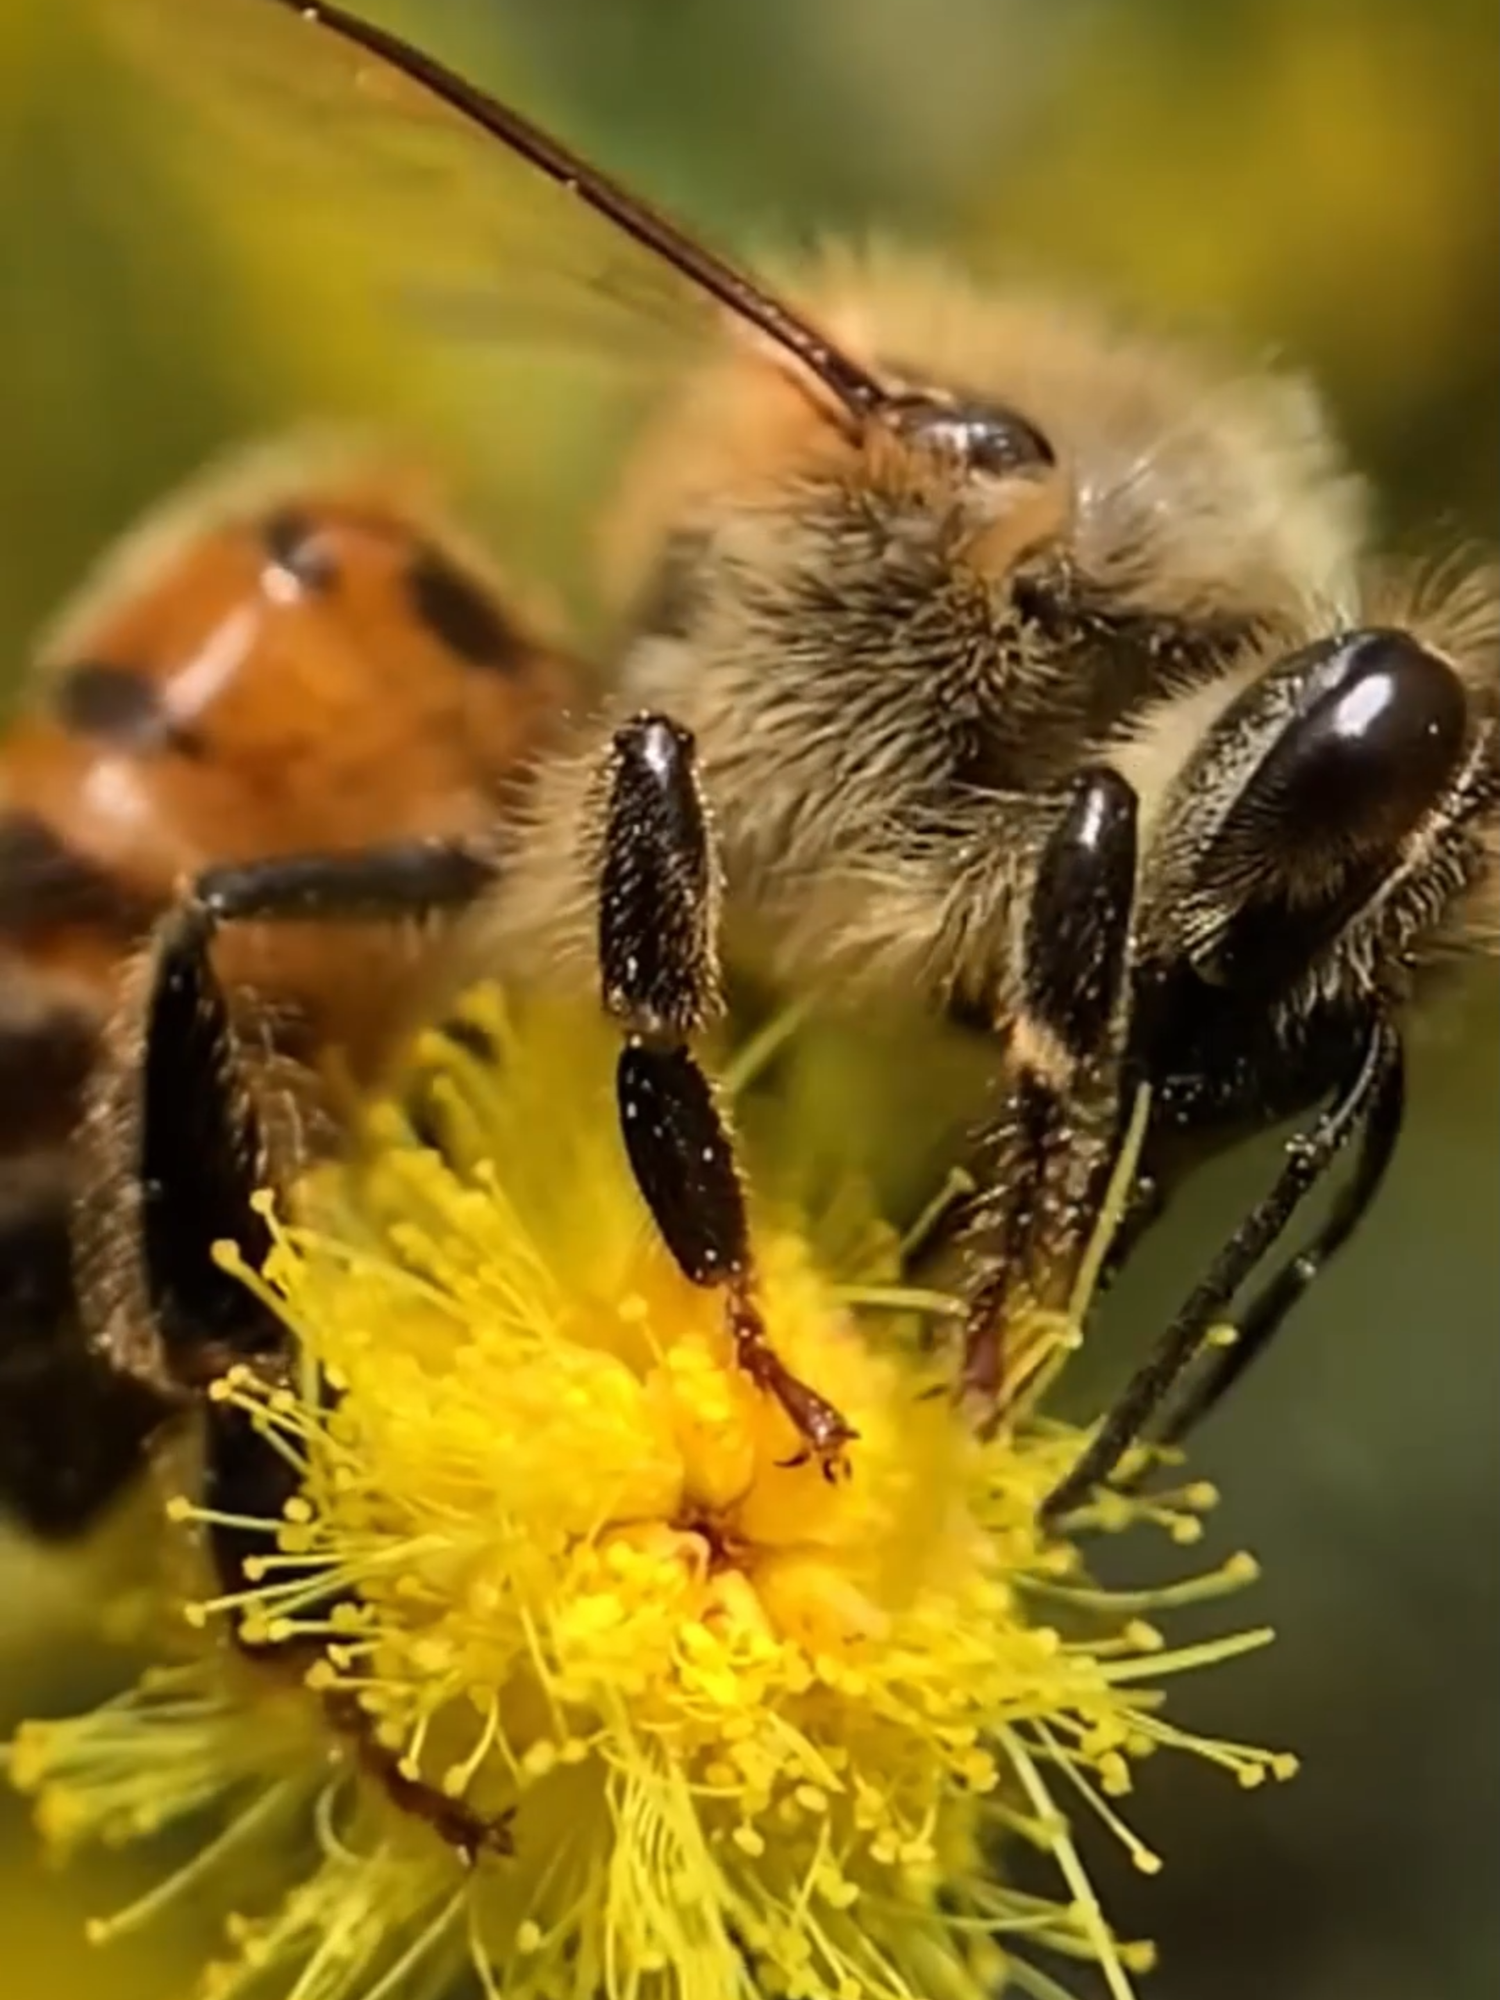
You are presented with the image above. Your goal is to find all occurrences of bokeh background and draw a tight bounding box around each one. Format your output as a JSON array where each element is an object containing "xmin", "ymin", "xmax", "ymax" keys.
[{"xmin": 2, "ymin": 2, "xmax": 1496, "ymax": 1996}]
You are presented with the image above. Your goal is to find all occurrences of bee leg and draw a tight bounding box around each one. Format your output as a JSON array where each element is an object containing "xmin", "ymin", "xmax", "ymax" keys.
[
  {"xmin": 1147, "ymin": 1031, "xmax": 1406, "ymax": 1450},
  {"xmin": 1040, "ymin": 1013, "xmax": 1399, "ymax": 1526},
  {"xmin": 121, "ymin": 891, "xmax": 505, "ymax": 1819},
  {"xmin": 598, "ymin": 712, "xmax": 855, "ymax": 1472},
  {"xmin": 188, "ymin": 836, "xmax": 499, "ymax": 927},
  {"xmin": 87, "ymin": 837, "xmax": 497, "ymax": 1364},
  {"xmin": 85, "ymin": 900, "xmax": 283, "ymax": 1394},
  {"xmin": 959, "ymin": 767, "xmax": 1138, "ymax": 1414},
  {"xmin": 76, "ymin": 894, "xmax": 304, "ymax": 1596}
]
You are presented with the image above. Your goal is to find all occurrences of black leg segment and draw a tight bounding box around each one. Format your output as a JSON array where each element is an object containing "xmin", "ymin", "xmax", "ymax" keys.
[
  {"xmin": 83, "ymin": 835, "xmax": 500, "ymax": 1399},
  {"xmin": 1151, "ymin": 1031, "xmax": 1406, "ymax": 1448},
  {"xmin": 617, "ymin": 1042, "xmax": 747, "ymax": 1285},
  {"xmin": 1041, "ymin": 1013, "xmax": 1401, "ymax": 1526},
  {"xmin": 961, "ymin": 767, "xmax": 1138, "ymax": 1409},
  {"xmin": 130, "ymin": 903, "xmax": 286, "ymax": 1385},
  {"xmin": 1021, "ymin": 765, "xmax": 1138, "ymax": 1067},
  {"xmin": 598, "ymin": 713, "xmax": 853, "ymax": 1468},
  {"xmin": 194, "ymin": 836, "xmax": 498, "ymax": 927},
  {"xmin": 599, "ymin": 713, "xmax": 719, "ymax": 1040}
]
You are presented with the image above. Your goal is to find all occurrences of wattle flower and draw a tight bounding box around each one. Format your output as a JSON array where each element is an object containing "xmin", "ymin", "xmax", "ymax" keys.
[{"xmin": 10, "ymin": 988, "xmax": 1292, "ymax": 2000}]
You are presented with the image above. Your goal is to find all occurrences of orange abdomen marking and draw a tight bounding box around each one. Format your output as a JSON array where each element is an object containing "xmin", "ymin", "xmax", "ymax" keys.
[{"xmin": 1, "ymin": 445, "xmax": 579, "ymax": 1084}]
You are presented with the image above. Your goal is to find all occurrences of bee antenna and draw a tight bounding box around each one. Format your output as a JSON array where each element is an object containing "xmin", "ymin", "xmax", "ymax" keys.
[{"xmin": 263, "ymin": 0, "xmax": 890, "ymax": 424}]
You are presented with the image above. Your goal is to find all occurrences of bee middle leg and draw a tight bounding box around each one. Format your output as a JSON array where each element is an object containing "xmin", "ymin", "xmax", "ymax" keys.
[
  {"xmin": 1039, "ymin": 1013, "xmax": 1401, "ymax": 1526},
  {"xmin": 596, "ymin": 712, "xmax": 855, "ymax": 1471},
  {"xmin": 1146, "ymin": 1035, "xmax": 1406, "ymax": 1452},
  {"xmin": 956, "ymin": 767, "xmax": 1139, "ymax": 1416}
]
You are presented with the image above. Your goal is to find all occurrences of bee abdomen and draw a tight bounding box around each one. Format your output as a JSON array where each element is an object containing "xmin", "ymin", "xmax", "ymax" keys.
[
  {"xmin": 0, "ymin": 1161, "xmax": 167, "ymax": 1538},
  {"xmin": 0, "ymin": 807, "xmax": 163, "ymax": 938},
  {"xmin": 0, "ymin": 822, "xmax": 169, "ymax": 1535}
]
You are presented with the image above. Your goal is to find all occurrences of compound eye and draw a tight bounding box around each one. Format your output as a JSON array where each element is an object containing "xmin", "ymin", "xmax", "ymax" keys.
[
  {"xmin": 1225, "ymin": 628, "xmax": 1468, "ymax": 856},
  {"xmin": 886, "ymin": 393, "xmax": 1055, "ymax": 477},
  {"xmin": 1196, "ymin": 627, "xmax": 1470, "ymax": 985}
]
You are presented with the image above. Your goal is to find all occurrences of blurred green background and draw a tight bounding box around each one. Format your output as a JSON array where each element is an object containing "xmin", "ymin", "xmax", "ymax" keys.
[{"xmin": 2, "ymin": 2, "xmax": 1496, "ymax": 1997}]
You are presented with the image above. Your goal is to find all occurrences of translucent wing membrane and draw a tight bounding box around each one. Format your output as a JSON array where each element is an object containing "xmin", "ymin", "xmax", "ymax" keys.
[{"xmin": 107, "ymin": 0, "xmax": 880, "ymax": 400}]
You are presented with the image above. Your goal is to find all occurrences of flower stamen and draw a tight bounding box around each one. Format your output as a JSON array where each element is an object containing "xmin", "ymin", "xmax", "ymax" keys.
[{"xmin": 9, "ymin": 990, "xmax": 1293, "ymax": 2000}]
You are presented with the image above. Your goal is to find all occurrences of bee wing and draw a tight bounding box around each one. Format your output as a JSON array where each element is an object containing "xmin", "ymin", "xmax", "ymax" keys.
[{"xmin": 107, "ymin": 0, "xmax": 827, "ymax": 386}]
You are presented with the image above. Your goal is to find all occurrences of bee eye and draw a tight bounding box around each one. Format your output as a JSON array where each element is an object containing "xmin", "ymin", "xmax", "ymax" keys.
[
  {"xmin": 1193, "ymin": 627, "xmax": 1470, "ymax": 988},
  {"xmin": 886, "ymin": 394, "xmax": 1055, "ymax": 477},
  {"xmin": 1222, "ymin": 629, "xmax": 1469, "ymax": 859}
]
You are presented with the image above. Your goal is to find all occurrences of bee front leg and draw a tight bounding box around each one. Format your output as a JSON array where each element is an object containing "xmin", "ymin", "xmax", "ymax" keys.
[
  {"xmin": 957, "ymin": 767, "xmax": 1139, "ymax": 1418},
  {"xmin": 597, "ymin": 713, "xmax": 855, "ymax": 1473}
]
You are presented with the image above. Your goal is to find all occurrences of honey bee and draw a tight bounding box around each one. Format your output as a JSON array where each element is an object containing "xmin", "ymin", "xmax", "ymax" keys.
[
  {"xmin": 0, "ymin": 432, "xmax": 577, "ymax": 1534},
  {"xmin": 64, "ymin": 0, "xmax": 1500, "ymax": 1548}
]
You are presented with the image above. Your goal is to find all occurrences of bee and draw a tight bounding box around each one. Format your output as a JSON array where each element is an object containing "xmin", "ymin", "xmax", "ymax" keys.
[
  {"xmin": 0, "ymin": 433, "xmax": 577, "ymax": 1535},
  {"xmin": 72, "ymin": 0, "xmax": 1500, "ymax": 1544}
]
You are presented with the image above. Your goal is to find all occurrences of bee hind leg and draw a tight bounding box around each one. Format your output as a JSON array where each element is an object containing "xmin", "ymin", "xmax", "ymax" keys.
[
  {"xmin": 83, "ymin": 898, "xmax": 283, "ymax": 1396},
  {"xmin": 80, "ymin": 837, "xmax": 500, "ymax": 1588},
  {"xmin": 596, "ymin": 712, "xmax": 855, "ymax": 1473},
  {"xmin": 85, "ymin": 837, "xmax": 498, "ymax": 1383},
  {"xmin": 73, "ymin": 892, "xmax": 302, "ymax": 1596}
]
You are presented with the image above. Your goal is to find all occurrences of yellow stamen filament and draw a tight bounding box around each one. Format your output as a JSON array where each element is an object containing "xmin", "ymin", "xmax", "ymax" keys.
[{"xmin": 9, "ymin": 991, "xmax": 1291, "ymax": 2000}]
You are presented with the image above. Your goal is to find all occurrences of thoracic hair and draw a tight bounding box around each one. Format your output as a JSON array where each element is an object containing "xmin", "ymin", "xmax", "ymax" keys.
[{"xmin": 494, "ymin": 247, "xmax": 1495, "ymax": 1092}]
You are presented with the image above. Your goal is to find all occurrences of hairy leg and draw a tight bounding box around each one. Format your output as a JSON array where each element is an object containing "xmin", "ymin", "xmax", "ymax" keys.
[
  {"xmin": 942, "ymin": 769, "xmax": 1138, "ymax": 1417},
  {"xmin": 596, "ymin": 713, "xmax": 855, "ymax": 1469}
]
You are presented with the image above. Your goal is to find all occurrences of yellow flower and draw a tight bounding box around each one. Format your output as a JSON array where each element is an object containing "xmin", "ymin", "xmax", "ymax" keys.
[{"xmin": 9, "ymin": 989, "xmax": 1293, "ymax": 2000}]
